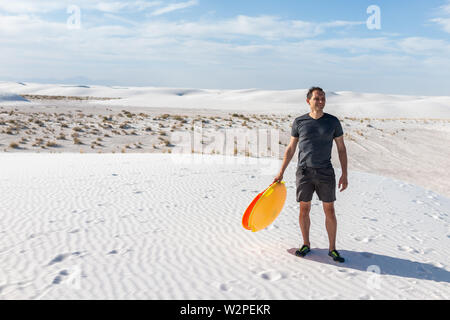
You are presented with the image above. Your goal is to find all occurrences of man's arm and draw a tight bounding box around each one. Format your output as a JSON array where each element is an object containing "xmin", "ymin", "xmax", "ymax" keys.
[
  {"xmin": 334, "ymin": 135, "xmax": 348, "ymax": 191},
  {"xmin": 273, "ymin": 136, "xmax": 298, "ymax": 182}
]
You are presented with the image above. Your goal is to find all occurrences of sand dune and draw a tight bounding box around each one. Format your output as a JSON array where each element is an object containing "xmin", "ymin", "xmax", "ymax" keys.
[
  {"xmin": 0, "ymin": 92, "xmax": 29, "ymax": 103},
  {"xmin": 0, "ymin": 153, "xmax": 448, "ymax": 299},
  {"xmin": 0, "ymin": 81, "xmax": 449, "ymax": 300},
  {"xmin": 1, "ymin": 81, "xmax": 450, "ymax": 118}
]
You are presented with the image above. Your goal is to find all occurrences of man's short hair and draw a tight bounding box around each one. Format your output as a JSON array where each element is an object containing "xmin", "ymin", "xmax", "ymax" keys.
[{"xmin": 307, "ymin": 87, "xmax": 325, "ymax": 100}]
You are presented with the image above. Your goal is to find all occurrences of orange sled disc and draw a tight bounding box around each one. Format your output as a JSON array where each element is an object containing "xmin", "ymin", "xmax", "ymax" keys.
[{"xmin": 242, "ymin": 181, "xmax": 287, "ymax": 232}]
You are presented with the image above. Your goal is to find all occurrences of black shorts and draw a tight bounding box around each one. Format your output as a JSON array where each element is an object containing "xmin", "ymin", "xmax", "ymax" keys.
[{"xmin": 295, "ymin": 166, "xmax": 336, "ymax": 203}]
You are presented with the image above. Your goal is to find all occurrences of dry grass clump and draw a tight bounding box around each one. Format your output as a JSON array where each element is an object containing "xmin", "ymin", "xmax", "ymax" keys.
[
  {"xmin": 91, "ymin": 139, "xmax": 104, "ymax": 148},
  {"xmin": 100, "ymin": 123, "xmax": 113, "ymax": 129},
  {"xmin": 22, "ymin": 94, "xmax": 120, "ymax": 101},
  {"xmin": 73, "ymin": 137, "xmax": 83, "ymax": 145},
  {"xmin": 57, "ymin": 133, "xmax": 66, "ymax": 140},
  {"xmin": 231, "ymin": 114, "xmax": 251, "ymax": 122},
  {"xmin": 9, "ymin": 141, "xmax": 20, "ymax": 149},
  {"xmin": 173, "ymin": 115, "xmax": 188, "ymax": 123},
  {"xmin": 5, "ymin": 127, "xmax": 16, "ymax": 135},
  {"xmin": 119, "ymin": 122, "xmax": 131, "ymax": 130},
  {"xmin": 90, "ymin": 128, "xmax": 101, "ymax": 135},
  {"xmin": 242, "ymin": 121, "xmax": 252, "ymax": 129},
  {"xmin": 46, "ymin": 141, "xmax": 59, "ymax": 147},
  {"xmin": 158, "ymin": 137, "xmax": 172, "ymax": 147},
  {"xmin": 32, "ymin": 138, "xmax": 44, "ymax": 147},
  {"xmin": 344, "ymin": 132, "xmax": 356, "ymax": 142},
  {"xmin": 34, "ymin": 119, "xmax": 45, "ymax": 127}
]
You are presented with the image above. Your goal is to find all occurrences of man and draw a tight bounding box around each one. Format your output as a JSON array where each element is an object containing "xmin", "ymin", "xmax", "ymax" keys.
[{"xmin": 273, "ymin": 87, "xmax": 348, "ymax": 263}]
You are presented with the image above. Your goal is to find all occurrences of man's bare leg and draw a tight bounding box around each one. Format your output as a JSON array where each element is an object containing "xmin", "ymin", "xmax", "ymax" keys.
[
  {"xmin": 299, "ymin": 201, "xmax": 311, "ymax": 247},
  {"xmin": 323, "ymin": 201, "xmax": 337, "ymax": 251}
]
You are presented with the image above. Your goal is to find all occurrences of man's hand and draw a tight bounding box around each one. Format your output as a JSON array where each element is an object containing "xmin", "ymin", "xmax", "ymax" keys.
[
  {"xmin": 338, "ymin": 175, "xmax": 348, "ymax": 192},
  {"xmin": 273, "ymin": 172, "xmax": 284, "ymax": 184}
]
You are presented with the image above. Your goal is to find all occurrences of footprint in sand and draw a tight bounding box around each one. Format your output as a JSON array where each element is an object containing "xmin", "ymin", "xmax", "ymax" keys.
[
  {"xmin": 219, "ymin": 283, "xmax": 232, "ymax": 292},
  {"xmin": 397, "ymin": 245, "xmax": 419, "ymax": 254},
  {"xmin": 337, "ymin": 269, "xmax": 358, "ymax": 279},
  {"xmin": 424, "ymin": 212, "xmax": 445, "ymax": 221},
  {"xmin": 354, "ymin": 236, "xmax": 373, "ymax": 243},
  {"xmin": 258, "ymin": 270, "xmax": 286, "ymax": 281},
  {"xmin": 48, "ymin": 253, "xmax": 70, "ymax": 266},
  {"xmin": 48, "ymin": 252, "xmax": 83, "ymax": 266},
  {"xmin": 52, "ymin": 270, "xmax": 70, "ymax": 284},
  {"xmin": 362, "ymin": 217, "xmax": 378, "ymax": 222},
  {"xmin": 407, "ymin": 235, "xmax": 423, "ymax": 243}
]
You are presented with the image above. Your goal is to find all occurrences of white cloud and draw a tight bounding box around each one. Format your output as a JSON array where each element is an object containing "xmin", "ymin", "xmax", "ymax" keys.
[
  {"xmin": 95, "ymin": 1, "xmax": 162, "ymax": 13},
  {"xmin": 0, "ymin": 1, "xmax": 163, "ymax": 14},
  {"xmin": 150, "ymin": 0, "xmax": 199, "ymax": 16},
  {"xmin": 139, "ymin": 15, "xmax": 363, "ymax": 41},
  {"xmin": 0, "ymin": 1, "xmax": 63, "ymax": 13},
  {"xmin": 431, "ymin": 17, "xmax": 450, "ymax": 33},
  {"xmin": 103, "ymin": 13, "xmax": 139, "ymax": 26},
  {"xmin": 398, "ymin": 37, "xmax": 450, "ymax": 55},
  {"xmin": 431, "ymin": 0, "xmax": 450, "ymax": 33},
  {"xmin": 0, "ymin": 13, "xmax": 64, "ymax": 36},
  {"xmin": 442, "ymin": 0, "xmax": 450, "ymax": 14},
  {"xmin": 95, "ymin": 2, "xmax": 131, "ymax": 13},
  {"xmin": 1, "ymin": 3, "xmax": 449, "ymax": 94}
]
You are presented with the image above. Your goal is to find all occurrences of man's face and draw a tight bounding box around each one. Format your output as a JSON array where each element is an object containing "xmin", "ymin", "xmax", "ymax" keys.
[{"xmin": 307, "ymin": 90, "xmax": 326, "ymax": 110}]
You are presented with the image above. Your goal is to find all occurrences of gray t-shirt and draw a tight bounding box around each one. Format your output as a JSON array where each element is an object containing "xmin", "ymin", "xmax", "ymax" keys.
[{"xmin": 291, "ymin": 113, "xmax": 343, "ymax": 168}]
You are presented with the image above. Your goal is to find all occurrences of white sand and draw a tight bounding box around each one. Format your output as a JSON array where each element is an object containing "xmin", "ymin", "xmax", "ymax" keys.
[
  {"xmin": 0, "ymin": 153, "xmax": 448, "ymax": 300},
  {"xmin": 0, "ymin": 81, "xmax": 449, "ymax": 300},
  {"xmin": 2, "ymin": 81, "xmax": 450, "ymax": 118},
  {"xmin": 1, "ymin": 81, "xmax": 450, "ymax": 197}
]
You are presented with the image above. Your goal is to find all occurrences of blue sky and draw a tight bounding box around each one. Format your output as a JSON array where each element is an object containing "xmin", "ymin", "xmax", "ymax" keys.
[{"xmin": 1, "ymin": 0, "xmax": 450, "ymax": 95}]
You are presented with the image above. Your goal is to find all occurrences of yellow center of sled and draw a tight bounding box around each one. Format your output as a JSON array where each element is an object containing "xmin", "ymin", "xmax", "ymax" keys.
[{"xmin": 247, "ymin": 181, "xmax": 287, "ymax": 232}]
